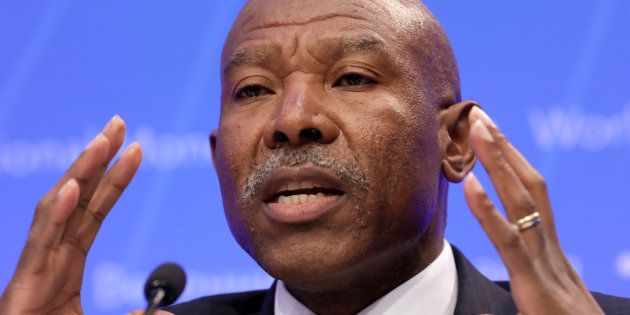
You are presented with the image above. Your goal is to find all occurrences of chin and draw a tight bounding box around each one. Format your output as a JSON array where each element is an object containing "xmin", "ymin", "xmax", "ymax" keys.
[{"xmin": 247, "ymin": 231, "xmax": 376, "ymax": 290}]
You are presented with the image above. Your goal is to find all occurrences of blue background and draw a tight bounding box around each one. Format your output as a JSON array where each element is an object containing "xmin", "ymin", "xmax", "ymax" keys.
[{"xmin": 1, "ymin": 1, "xmax": 628, "ymax": 313}]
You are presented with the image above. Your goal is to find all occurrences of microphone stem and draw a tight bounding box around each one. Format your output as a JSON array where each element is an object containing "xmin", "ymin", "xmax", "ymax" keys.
[{"xmin": 144, "ymin": 288, "xmax": 166, "ymax": 315}]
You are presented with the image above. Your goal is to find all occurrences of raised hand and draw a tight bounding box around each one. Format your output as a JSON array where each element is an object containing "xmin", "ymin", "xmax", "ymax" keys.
[
  {"xmin": 463, "ymin": 107, "xmax": 603, "ymax": 315},
  {"xmin": 0, "ymin": 116, "xmax": 143, "ymax": 315}
]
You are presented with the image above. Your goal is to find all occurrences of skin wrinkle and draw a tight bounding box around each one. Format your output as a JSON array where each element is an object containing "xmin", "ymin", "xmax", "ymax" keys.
[
  {"xmin": 247, "ymin": 13, "xmax": 370, "ymax": 33},
  {"xmin": 213, "ymin": 1, "xmax": 467, "ymax": 313},
  {"xmin": 304, "ymin": 44, "xmax": 331, "ymax": 69},
  {"xmin": 289, "ymin": 32, "xmax": 299, "ymax": 63},
  {"xmin": 224, "ymin": 35, "xmax": 393, "ymax": 78}
]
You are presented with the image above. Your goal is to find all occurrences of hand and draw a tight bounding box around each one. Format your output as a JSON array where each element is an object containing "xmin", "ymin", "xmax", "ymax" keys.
[
  {"xmin": 463, "ymin": 107, "xmax": 603, "ymax": 315},
  {"xmin": 0, "ymin": 116, "xmax": 143, "ymax": 315}
]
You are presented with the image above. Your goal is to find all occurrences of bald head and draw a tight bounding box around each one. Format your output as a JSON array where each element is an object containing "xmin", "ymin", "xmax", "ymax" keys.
[
  {"xmin": 223, "ymin": 0, "xmax": 460, "ymax": 108},
  {"xmin": 212, "ymin": 2, "xmax": 474, "ymax": 312}
]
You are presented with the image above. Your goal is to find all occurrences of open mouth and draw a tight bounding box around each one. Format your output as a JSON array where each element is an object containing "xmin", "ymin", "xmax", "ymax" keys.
[
  {"xmin": 265, "ymin": 180, "xmax": 344, "ymax": 205},
  {"xmin": 259, "ymin": 167, "xmax": 346, "ymax": 224}
]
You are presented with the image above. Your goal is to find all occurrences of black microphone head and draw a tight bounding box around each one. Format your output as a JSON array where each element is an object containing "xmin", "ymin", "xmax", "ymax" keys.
[{"xmin": 144, "ymin": 262, "xmax": 187, "ymax": 307}]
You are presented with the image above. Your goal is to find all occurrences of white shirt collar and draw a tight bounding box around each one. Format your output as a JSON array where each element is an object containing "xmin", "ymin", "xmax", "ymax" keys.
[{"xmin": 274, "ymin": 239, "xmax": 458, "ymax": 315}]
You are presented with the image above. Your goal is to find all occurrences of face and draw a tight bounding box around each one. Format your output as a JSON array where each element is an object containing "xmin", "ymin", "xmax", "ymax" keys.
[{"xmin": 212, "ymin": 0, "xmax": 453, "ymax": 288}]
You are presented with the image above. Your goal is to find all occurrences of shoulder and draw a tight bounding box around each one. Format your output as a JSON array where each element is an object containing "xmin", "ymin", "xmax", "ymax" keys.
[
  {"xmin": 590, "ymin": 292, "xmax": 630, "ymax": 315},
  {"xmin": 164, "ymin": 289, "xmax": 272, "ymax": 315},
  {"xmin": 494, "ymin": 280, "xmax": 630, "ymax": 314},
  {"xmin": 451, "ymin": 245, "xmax": 630, "ymax": 314}
]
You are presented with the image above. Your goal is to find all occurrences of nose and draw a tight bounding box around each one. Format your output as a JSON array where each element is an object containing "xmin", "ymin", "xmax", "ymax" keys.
[{"xmin": 263, "ymin": 84, "xmax": 339, "ymax": 148}]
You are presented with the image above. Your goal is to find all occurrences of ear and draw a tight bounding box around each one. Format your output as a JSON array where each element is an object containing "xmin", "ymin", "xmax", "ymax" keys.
[
  {"xmin": 439, "ymin": 101, "xmax": 478, "ymax": 183},
  {"xmin": 210, "ymin": 130, "xmax": 219, "ymax": 168}
]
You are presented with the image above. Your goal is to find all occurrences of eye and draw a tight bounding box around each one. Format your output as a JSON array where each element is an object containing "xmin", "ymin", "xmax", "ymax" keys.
[
  {"xmin": 333, "ymin": 73, "xmax": 377, "ymax": 88},
  {"xmin": 235, "ymin": 84, "xmax": 273, "ymax": 100}
]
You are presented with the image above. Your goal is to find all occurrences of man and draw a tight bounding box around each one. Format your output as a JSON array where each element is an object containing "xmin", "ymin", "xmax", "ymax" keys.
[{"xmin": 0, "ymin": 0, "xmax": 628, "ymax": 314}]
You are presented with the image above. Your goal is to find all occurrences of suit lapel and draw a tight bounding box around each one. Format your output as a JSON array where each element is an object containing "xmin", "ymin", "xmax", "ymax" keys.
[
  {"xmin": 256, "ymin": 248, "xmax": 518, "ymax": 315},
  {"xmin": 256, "ymin": 281, "xmax": 276, "ymax": 315},
  {"xmin": 451, "ymin": 246, "xmax": 517, "ymax": 315}
]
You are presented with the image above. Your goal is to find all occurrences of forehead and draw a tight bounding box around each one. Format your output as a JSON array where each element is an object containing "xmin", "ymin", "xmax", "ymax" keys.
[
  {"xmin": 236, "ymin": 0, "xmax": 403, "ymax": 31},
  {"xmin": 223, "ymin": 0, "xmax": 418, "ymax": 64}
]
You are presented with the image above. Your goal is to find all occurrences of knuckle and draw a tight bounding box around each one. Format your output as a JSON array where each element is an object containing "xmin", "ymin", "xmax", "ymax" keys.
[
  {"xmin": 502, "ymin": 231, "xmax": 523, "ymax": 251},
  {"xmin": 87, "ymin": 209, "xmax": 106, "ymax": 224},
  {"xmin": 103, "ymin": 174, "xmax": 126, "ymax": 194},
  {"xmin": 35, "ymin": 198, "xmax": 49, "ymax": 213},
  {"xmin": 480, "ymin": 196, "xmax": 494, "ymax": 210},
  {"xmin": 521, "ymin": 199, "xmax": 537, "ymax": 214},
  {"xmin": 513, "ymin": 192, "xmax": 537, "ymax": 213},
  {"xmin": 24, "ymin": 237, "xmax": 38, "ymax": 251},
  {"xmin": 62, "ymin": 235, "xmax": 88, "ymax": 257},
  {"xmin": 110, "ymin": 179, "xmax": 127, "ymax": 194},
  {"xmin": 527, "ymin": 172, "xmax": 547, "ymax": 190},
  {"xmin": 495, "ymin": 130, "xmax": 509, "ymax": 145},
  {"xmin": 495, "ymin": 155, "xmax": 510, "ymax": 171}
]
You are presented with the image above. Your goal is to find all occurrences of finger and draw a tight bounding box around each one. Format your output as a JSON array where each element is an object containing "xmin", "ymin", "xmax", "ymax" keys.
[
  {"xmin": 19, "ymin": 179, "xmax": 80, "ymax": 274},
  {"xmin": 469, "ymin": 107, "xmax": 558, "ymax": 242},
  {"xmin": 468, "ymin": 119, "xmax": 545, "ymax": 250},
  {"xmin": 77, "ymin": 142, "xmax": 143, "ymax": 252},
  {"xmin": 468, "ymin": 118, "xmax": 535, "ymax": 222},
  {"xmin": 31, "ymin": 133, "xmax": 110, "ymax": 232},
  {"xmin": 463, "ymin": 172, "xmax": 535, "ymax": 275},
  {"xmin": 61, "ymin": 116, "xmax": 127, "ymax": 243},
  {"xmin": 35, "ymin": 116, "xmax": 123, "ymax": 214}
]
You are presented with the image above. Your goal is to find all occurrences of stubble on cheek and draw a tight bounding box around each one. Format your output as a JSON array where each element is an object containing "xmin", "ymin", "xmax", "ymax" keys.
[
  {"xmin": 355, "ymin": 95, "xmax": 442, "ymax": 245},
  {"xmin": 213, "ymin": 126, "xmax": 264, "ymax": 253}
]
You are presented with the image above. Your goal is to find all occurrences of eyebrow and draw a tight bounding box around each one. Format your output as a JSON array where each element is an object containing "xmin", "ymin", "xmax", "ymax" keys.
[
  {"xmin": 223, "ymin": 48, "xmax": 271, "ymax": 76},
  {"xmin": 337, "ymin": 35, "xmax": 387, "ymax": 55},
  {"xmin": 222, "ymin": 35, "xmax": 390, "ymax": 76}
]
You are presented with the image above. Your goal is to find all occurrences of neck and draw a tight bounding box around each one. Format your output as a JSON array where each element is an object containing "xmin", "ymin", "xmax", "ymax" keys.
[{"xmin": 286, "ymin": 229, "xmax": 445, "ymax": 314}]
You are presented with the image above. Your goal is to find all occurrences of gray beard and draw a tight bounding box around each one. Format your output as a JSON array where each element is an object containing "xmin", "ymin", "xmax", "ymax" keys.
[{"xmin": 238, "ymin": 144, "xmax": 370, "ymax": 205}]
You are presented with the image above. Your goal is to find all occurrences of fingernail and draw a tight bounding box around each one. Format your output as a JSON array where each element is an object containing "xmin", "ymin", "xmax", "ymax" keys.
[
  {"xmin": 123, "ymin": 142, "xmax": 140, "ymax": 154},
  {"xmin": 471, "ymin": 107, "xmax": 495, "ymax": 127},
  {"xmin": 473, "ymin": 119, "xmax": 494, "ymax": 142},
  {"xmin": 464, "ymin": 172, "xmax": 484, "ymax": 192},
  {"xmin": 58, "ymin": 178, "xmax": 77, "ymax": 197},
  {"xmin": 103, "ymin": 115, "xmax": 121, "ymax": 134},
  {"xmin": 122, "ymin": 142, "xmax": 143, "ymax": 162},
  {"xmin": 464, "ymin": 171, "xmax": 477, "ymax": 184}
]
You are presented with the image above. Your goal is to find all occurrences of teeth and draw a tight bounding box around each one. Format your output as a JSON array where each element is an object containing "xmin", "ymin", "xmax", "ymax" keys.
[
  {"xmin": 274, "ymin": 180, "xmax": 336, "ymax": 205},
  {"xmin": 277, "ymin": 193, "xmax": 324, "ymax": 205},
  {"xmin": 300, "ymin": 181, "xmax": 314, "ymax": 189},
  {"xmin": 278, "ymin": 181, "xmax": 324, "ymax": 194},
  {"xmin": 278, "ymin": 195, "xmax": 287, "ymax": 204},
  {"xmin": 291, "ymin": 195, "xmax": 300, "ymax": 204}
]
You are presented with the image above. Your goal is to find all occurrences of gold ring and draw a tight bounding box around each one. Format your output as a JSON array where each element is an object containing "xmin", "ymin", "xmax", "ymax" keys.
[{"xmin": 516, "ymin": 211, "xmax": 541, "ymax": 231}]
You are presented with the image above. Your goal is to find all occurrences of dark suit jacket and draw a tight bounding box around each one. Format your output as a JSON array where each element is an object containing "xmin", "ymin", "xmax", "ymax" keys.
[{"xmin": 166, "ymin": 246, "xmax": 630, "ymax": 314}]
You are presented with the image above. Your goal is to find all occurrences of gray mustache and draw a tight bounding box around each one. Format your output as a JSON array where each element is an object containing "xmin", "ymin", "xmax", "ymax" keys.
[{"xmin": 239, "ymin": 145, "xmax": 370, "ymax": 205}]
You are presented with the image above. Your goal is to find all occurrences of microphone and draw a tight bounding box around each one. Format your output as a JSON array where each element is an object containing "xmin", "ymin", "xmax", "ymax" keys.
[{"xmin": 143, "ymin": 263, "xmax": 187, "ymax": 315}]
